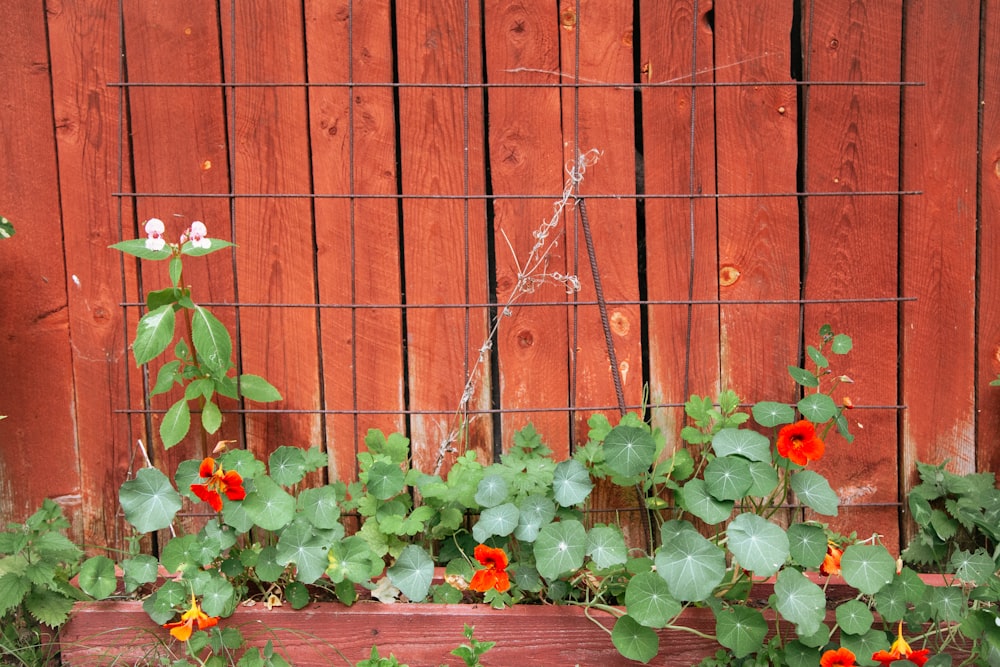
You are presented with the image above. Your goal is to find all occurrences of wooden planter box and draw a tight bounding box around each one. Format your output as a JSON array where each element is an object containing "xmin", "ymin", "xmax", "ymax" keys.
[{"xmin": 59, "ymin": 600, "xmax": 724, "ymax": 666}]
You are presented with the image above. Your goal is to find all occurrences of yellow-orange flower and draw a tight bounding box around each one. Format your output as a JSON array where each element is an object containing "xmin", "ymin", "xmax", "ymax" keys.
[
  {"xmin": 162, "ymin": 595, "xmax": 219, "ymax": 642},
  {"xmin": 872, "ymin": 622, "xmax": 931, "ymax": 666},
  {"xmin": 776, "ymin": 420, "xmax": 825, "ymax": 466},
  {"xmin": 191, "ymin": 457, "xmax": 245, "ymax": 512},
  {"xmin": 469, "ymin": 544, "xmax": 510, "ymax": 593},
  {"xmin": 820, "ymin": 647, "xmax": 858, "ymax": 667},
  {"xmin": 820, "ymin": 542, "xmax": 843, "ymax": 576}
]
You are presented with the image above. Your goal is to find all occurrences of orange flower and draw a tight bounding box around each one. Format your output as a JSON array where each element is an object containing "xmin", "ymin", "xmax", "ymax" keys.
[
  {"xmin": 872, "ymin": 622, "xmax": 931, "ymax": 666},
  {"xmin": 190, "ymin": 457, "xmax": 245, "ymax": 512},
  {"xmin": 162, "ymin": 594, "xmax": 219, "ymax": 642},
  {"xmin": 776, "ymin": 420, "xmax": 825, "ymax": 466},
  {"xmin": 469, "ymin": 544, "xmax": 510, "ymax": 593},
  {"xmin": 820, "ymin": 542, "xmax": 843, "ymax": 576},
  {"xmin": 820, "ymin": 647, "xmax": 858, "ymax": 667}
]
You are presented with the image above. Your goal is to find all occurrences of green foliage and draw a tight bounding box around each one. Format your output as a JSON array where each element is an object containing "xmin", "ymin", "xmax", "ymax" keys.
[{"xmin": 0, "ymin": 500, "xmax": 87, "ymax": 664}]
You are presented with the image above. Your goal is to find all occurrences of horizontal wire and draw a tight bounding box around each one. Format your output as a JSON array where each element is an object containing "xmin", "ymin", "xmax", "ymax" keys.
[
  {"xmin": 107, "ymin": 80, "xmax": 924, "ymax": 89},
  {"xmin": 112, "ymin": 190, "xmax": 923, "ymax": 200},
  {"xmin": 118, "ymin": 297, "xmax": 917, "ymax": 309}
]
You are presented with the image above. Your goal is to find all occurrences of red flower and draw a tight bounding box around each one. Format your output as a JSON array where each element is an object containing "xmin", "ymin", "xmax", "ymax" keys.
[
  {"xmin": 776, "ymin": 420, "xmax": 825, "ymax": 466},
  {"xmin": 820, "ymin": 542, "xmax": 844, "ymax": 576},
  {"xmin": 163, "ymin": 595, "xmax": 219, "ymax": 642},
  {"xmin": 872, "ymin": 622, "xmax": 931, "ymax": 666},
  {"xmin": 190, "ymin": 457, "xmax": 245, "ymax": 512},
  {"xmin": 469, "ymin": 544, "xmax": 510, "ymax": 593},
  {"xmin": 820, "ymin": 647, "xmax": 858, "ymax": 667}
]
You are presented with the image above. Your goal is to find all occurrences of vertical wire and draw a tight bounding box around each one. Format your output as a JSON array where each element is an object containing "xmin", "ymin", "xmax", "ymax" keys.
[
  {"xmin": 569, "ymin": 0, "xmax": 583, "ymax": 450},
  {"xmin": 225, "ymin": 0, "xmax": 246, "ymax": 449},
  {"xmin": 683, "ymin": 0, "xmax": 699, "ymax": 401},
  {"xmin": 347, "ymin": 0, "xmax": 360, "ymax": 473},
  {"xmin": 461, "ymin": 0, "xmax": 473, "ymax": 447},
  {"xmin": 798, "ymin": 0, "xmax": 815, "ymax": 367}
]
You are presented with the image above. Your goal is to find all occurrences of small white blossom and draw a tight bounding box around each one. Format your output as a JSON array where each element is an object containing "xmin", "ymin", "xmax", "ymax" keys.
[
  {"xmin": 187, "ymin": 221, "xmax": 211, "ymax": 249},
  {"xmin": 144, "ymin": 218, "xmax": 165, "ymax": 251}
]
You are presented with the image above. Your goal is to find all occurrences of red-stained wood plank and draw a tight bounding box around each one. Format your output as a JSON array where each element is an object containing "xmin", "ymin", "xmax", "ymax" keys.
[
  {"xmin": 483, "ymin": 1, "xmax": 570, "ymax": 458},
  {"xmin": 305, "ymin": 2, "xmax": 405, "ymax": 483},
  {"xmin": 46, "ymin": 0, "xmax": 139, "ymax": 551},
  {"xmin": 902, "ymin": 0, "xmax": 980, "ymax": 513},
  {"xmin": 122, "ymin": 1, "xmax": 237, "ymax": 471},
  {"xmin": 980, "ymin": 1, "xmax": 1000, "ymax": 476},
  {"xmin": 639, "ymin": 1, "xmax": 720, "ymax": 440},
  {"xmin": 395, "ymin": 2, "xmax": 492, "ymax": 475},
  {"xmin": 803, "ymin": 1, "xmax": 903, "ymax": 550},
  {"xmin": 714, "ymin": 2, "xmax": 800, "ymax": 409},
  {"xmin": 0, "ymin": 1, "xmax": 80, "ymax": 528},
  {"xmin": 221, "ymin": 1, "xmax": 322, "ymax": 464},
  {"xmin": 558, "ymin": 0, "xmax": 644, "ymax": 543}
]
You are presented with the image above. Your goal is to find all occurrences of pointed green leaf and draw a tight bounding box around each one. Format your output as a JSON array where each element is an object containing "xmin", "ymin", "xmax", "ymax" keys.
[
  {"xmin": 603, "ymin": 425, "xmax": 656, "ymax": 477},
  {"xmin": 150, "ymin": 360, "xmax": 181, "ymax": 396},
  {"xmin": 534, "ymin": 520, "xmax": 587, "ymax": 580},
  {"xmin": 654, "ymin": 528, "xmax": 726, "ymax": 601},
  {"xmin": 133, "ymin": 304, "xmax": 176, "ymax": 365},
  {"xmin": 552, "ymin": 459, "xmax": 593, "ymax": 507},
  {"xmin": 790, "ymin": 470, "xmax": 840, "ymax": 516},
  {"xmin": 119, "ymin": 467, "xmax": 182, "ymax": 532},
  {"xmin": 110, "ymin": 238, "xmax": 171, "ymax": 260},
  {"xmin": 611, "ymin": 615, "xmax": 658, "ymax": 664},
  {"xmin": 806, "ymin": 345, "xmax": 829, "ymax": 369},
  {"xmin": 160, "ymin": 397, "xmax": 191, "ymax": 449},
  {"xmin": 239, "ymin": 374, "xmax": 282, "ymax": 402},
  {"xmin": 0, "ymin": 573, "xmax": 30, "ymax": 616},
  {"xmin": 727, "ymin": 513, "xmax": 789, "ymax": 577},
  {"xmin": 712, "ymin": 428, "xmax": 772, "ymax": 462},
  {"xmin": 181, "ymin": 238, "xmax": 235, "ymax": 256},
  {"xmin": 24, "ymin": 587, "xmax": 75, "ymax": 626},
  {"xmin": 191, "ymin": 305, "xmax": 232, "ymax": 374},
  {"xmin": 387, "ymin": 545, "xmax": 434, "ymax": 602},
  {"xmin": 201, "ymin": 399, "xmax": 222, "ymax": 434},
  {"xmin": 715, "ymin": 605, "xmax": 768, "ymax": 658}
]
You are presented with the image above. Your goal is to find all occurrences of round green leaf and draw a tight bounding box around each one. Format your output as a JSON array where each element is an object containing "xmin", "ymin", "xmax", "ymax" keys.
[
  {"xmin": 840, "ymin": 628, "xmax": 889, "ymax": 665},
  {"xmin": 133, "ymin": 304, "xmax": 176, "ymax": 366},
  {"xmin": 366, "ymin": 461, "xmax": 405, "ymax": 500},
  {"xmin": 119, "ymin": 467, "xmax": 182, "ymax": 532},
  {"xmin": 387, "ymin": 545, "xmax": 434, "ymax": 602},
  {"xmin": 727, "ymin": 513, "xmax": 789, "ymax": 577},
  {"xmin": 611, "ymin": 614, "xmax": 659, "ymax": 663},
  {"xmin": 654, "ymin": 528, "xmax": 726, "ymax": 601},
  {"xmin": 276, "ymin": 519, "xmax": 333, "ymax": 584},
  {"xmin": 474, "ymin": 474, "xmax": 509, "ymax": 508},
  {"xmin": 269, "ymin": 446, "xmax": 308, "ymax": 487},
  {"xmin": 78, "ymin": 556, "xmax": 118, "ymax": 600},
  {"xmin": 790, "ymin": 470, "xmax": 840, "ymax": 516},
  {"xmin": 704, "ymin": 456, "xmax": 753, "ymax": 501},
  {"xmin": 715, "ymin": 605, "xmax": 768, "ymax": 658},
  {"xmin": 624, "ymin": 571, "xmax": 681, "ymax": 628},
  {"xmin": 752, "ymin": 401, "xmax": 796, "ymax": 428},
  {"xmin": 679, "ymin": 478, "xmax": 733, "ymax": 525},
  {"xmin": 326, "ymin": 536, "xmax": 379, "ymax": 584},
  {"xmin": 586, "ymin": 524, "xmax": 628, "ymax": 570},
  {"xmin": 514, "ymin": 495, "xmax": 555, "ymax": 542},
  {"xmin": 255, "ymin": 545, "xmax": 286, "ymax": 582},
  {"xmin": 191, "ymin": 305, "xmax": 232, "ymax": 375},
  {"xmin": 950, "ymin": 548, "xmax": 995, "ymax": 585},
  {"xmin": 835, "ymin": 599, "xmax": 874, "ymax": 635},
  {"xmin": 745, "ymin": 461, "xmax": 779, "ymax": 497},
  {"xmin": 711, "ymin": 428, "xmax": 772, "ymax": 462},
  {"xmin": 831, "ymin": 334, "xmax": 852, "ymax": 354},
  {"xmin": 797, "ymin": 393, "xmax": 838, "ymax": 423},
  {"xmin": 122, "ymin": 555, "xmax": 159, "ymax": 593},
  {"xmin": 199, "ymin": 575, "xmax": 235, "ymax": 617},
  {"xmin": 552, "ymin": 459, "xmax": 593, "ymax": 507},
  {"xmin": 786, "ymin": 523, "xmax": 828, "ymax": 569},
  {"xmin": 534, "ymin": 520, "xmax": 587, "ymax": 580},
  {"xmin": 774, "ymin": 568, "xmax": 826, "ymax": 637},
  {"xmin": 142, "ymin": 580, "xmax": 186, "ymax": 624},
  {"xmin": 243, "ymin": 475, "xmax": 296, "ymax": 530},
  {"xmin": 298, "ymin": 485, "xmax": 342, "ymax": 530},
  {"xmin": 603, "ymin": 425, "xmax": 656, "ymax": 477},
  {"xmin": 840, "ymin": 544, "xmax": 896, "ymax": 595},
  {"xmin": 472, "ymin": 502, "xmax": 519, "ymax": 542}
]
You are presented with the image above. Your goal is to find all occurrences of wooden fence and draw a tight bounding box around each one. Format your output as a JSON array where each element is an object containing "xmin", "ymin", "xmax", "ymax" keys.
[{"xmin": 1, "ymin": 0, "xmax": 998, "ymax": 555}]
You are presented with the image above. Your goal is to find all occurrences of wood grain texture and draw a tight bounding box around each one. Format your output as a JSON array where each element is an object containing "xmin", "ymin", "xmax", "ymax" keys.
[
  {"xmin": 484, "ymin": 0, "xmax": 571, "ymax": 457},
  {"xmin": 639, "ymin": 1, "xmax": 721, "ymax": 440},
  {"xmin": 901, "ymin": 0, "xmax": 981, "ymax": 540},
  {"xmin": 46, "ymin": 0, "xmax": 139, "ymax": 550},
  {"xmin": 0, "ymin": 1, "xmax": 79, "ymax": 526},
  {"xmin": 714, "ymin": 1, "xmax": 800, "ymax": 408},
  {"xmin": 222, "ymin": 0, "xmax": 322, "ymax": 463},
  {"xmin": 802, "ymin": 0, "xmax": 903, "ymax": 548},
  {"xmin": 395, "ymin": 1, "xmax": 492, "ymax": 474},
  {"xmin": 306, "ymin": 1, "xmax": 405, "ymax": 482},
  {"xmin": 980, "ymin": 1, "xmax": 1000, "ymax": 476},
  {"xmin": 122, "ymin": 0, "xmax": 237, "ymax": 470}
]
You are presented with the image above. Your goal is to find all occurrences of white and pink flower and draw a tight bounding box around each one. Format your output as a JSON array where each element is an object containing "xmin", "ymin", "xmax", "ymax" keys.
[{"xmin": 144, "ymin": 217, "xmax": 166, "ymax": 251}]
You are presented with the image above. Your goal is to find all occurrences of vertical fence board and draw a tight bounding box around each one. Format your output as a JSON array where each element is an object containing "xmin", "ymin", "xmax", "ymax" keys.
[
  {"xmin": 715, "ymin": 2, "xmax": 799, "ymax": 410},
  {"xmin": 902, "ymin": 0, "xmax": 980, "ymax": 509},
  {"xmin": 306, "ymin": 2, "xmax": 405, "ymax": 482},
  {"xmin": 122, "ymin": 1, "xmax": 236, "ymax": 472},
  {"xmin": 639, "ymin": 2, "xmax": 720, "ymax": 438},
  {"xmin": 559, "ymin": 0, "xmax": 644, "ymax": 541},
  {"xmin": 223, "ymin": 1, "xmax": 322, "ymax": 462},
  {"xmin": 396, "ymin": 2, "xmax": 492, "ymax": 474},
  {"xmin": 483, "ymin": 1, "xmax": 570, "ymax": 457},
  {"xmin": 803, "ymin": 1, "xmax": 902, "ymax": 548},
  {"xmin": 47, "ymin": 0, "xmax": 136, "ymax": 549},
  {"xmin": 0, "ymin": 1, "xmax": 79, "ymax": 526},
  {"xmin": 979, "ymin": 5, "xmax": 1000, "ymax": 474}
]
